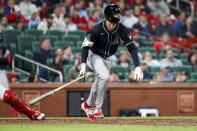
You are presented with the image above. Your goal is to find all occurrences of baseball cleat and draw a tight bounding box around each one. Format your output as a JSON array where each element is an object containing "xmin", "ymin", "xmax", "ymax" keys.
[
  {"xmin": 93, "ymin": 107, "xmax": 104, "ymax": 118},
  {"xmin": 31, "ymin": 111, "xmax": 45, "ymax": 120},
  {"xmin": 81, "ymin": 101, "xmax": 97, "ymax": 122}
]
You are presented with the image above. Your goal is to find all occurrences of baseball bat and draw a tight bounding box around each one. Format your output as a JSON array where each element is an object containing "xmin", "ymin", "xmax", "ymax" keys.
[{"xmin": 29, "ymin": 75, "xmax": 85, "ymax": 106}]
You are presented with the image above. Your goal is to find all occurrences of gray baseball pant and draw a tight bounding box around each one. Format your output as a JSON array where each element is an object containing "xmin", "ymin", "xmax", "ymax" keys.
[
  {"xmin": 0, "ymin": 70, "xmax": 9, "ymax": 100},
  {"xmin": 86, "ymin": 50, "xmax": 111, "ymax": 107}
]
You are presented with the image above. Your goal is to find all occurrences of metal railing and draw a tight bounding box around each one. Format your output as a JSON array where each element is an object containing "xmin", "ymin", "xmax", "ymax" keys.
[
  {"xmin": 176, "ymin": 0, "xmax": 195, "ymax": 17},
  {"xmin": 12, "ymin": 54, "xmax": 63, "ymax": 82}
]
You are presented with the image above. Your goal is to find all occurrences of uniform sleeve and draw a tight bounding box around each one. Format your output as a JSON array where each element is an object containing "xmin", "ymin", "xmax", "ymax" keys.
[
  {"xmin": 119, "ymin": 24, "xmax": 140, "ymax": 67},
  {"xmin": 0, "ymin": 48, "xmax": 10, "ymax": 66},
  {"xmin": 81, "ymin": 26, "xmax": 98, "ymax": 63}
]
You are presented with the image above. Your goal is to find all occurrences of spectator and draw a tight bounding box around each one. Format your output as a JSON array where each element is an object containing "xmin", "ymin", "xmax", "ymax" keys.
[
  {"xmin": 131, "ymin": 0, "xmax": 150, "ymax": 13},
  {"xmin": 62, "ymin": 14, "xmax": 77, "ymax": 35},
  {"xmin": 0, "ymin": 6, "xmax": 5, "ymax": 19},
  {"xmin": 122, "ymin": 6, "xmax": 138, "ymax": 29},
  {"xmin": 33, "ymin": 39, "xmax": 55, "ymax": 79},
  {"xmin": 117, "ymin": 50, "xmax": 131, "ymax": 68},
  {"xmin": 133, "ymin": 11, "xmax": 153, "ymax": 37},
  {"xmin": 37, "ymin": 14, "xmax": 53, "ymax": 35},
  {"xmin": 28, "ymin": 73, "xmax": 40, "ymax": 83},
  {"xmin": 142, "ymin": 51, "xmax": 160, "ymax": 67},
  {"xmin": 85, "ymin": 72, "xmax": 94, "ymax": 83},
  {"xmin": 64, "ymin": 0, "xmax": 72, "ymax": 15},
  {"xmin": 51, "ymin": 4, "xmax": 64, "ymax": 30},
  {"xmin": 79, "ymin": 17, "xmax": 96, "ymax": 32},
  {"xmin": 160, "ymin": 64, "xmax": 173, "ymax": 82},
  {"xmin": 151, "ymin": 73, "xmax": 162, "ymax": 83},
  {"xmin": 177, "ymin": 15, "xmax": 196, "ymax": 38},
  {"xmin": 109, "ymin": 71, "xmax": 120, "ymax": 83},
  {"xmin": 63, "ymin": 45, "xmax": 74, "ymax": 61},
  {"xmin": 28, "ymin": 12, "xmax": 40, "ymax": 30},
  {"xmin": 160, "ymin": 49, "xmax": 182, "ymax": 67},
  {"xmin": 128, "ymin": 69, "xmax": 138, "ymax": 83},
  {"xmin": 0, "ymin": 16, "xmax": 13, "ymax": 33},
  {"xmin": 187, "ymin": 52, "xmax": 197, "ymax": 67},
  {"xmin": 147, "ymin": 0, "xmax": 170, "ymax": 15},
  {"xmin": 71, "ymin": 1, "xmax": 88, "ymax": 24},
  {"xmin": 133, "ymin": 5, "xmax": 141, "ymax": 17},
  {"xmin": 173, "ymin": 72, "xmax": 188, "ymax": 82},
  {"xmin": 18, "ymin": 0, "xmax": 38, "ymax": 20},
  {"xmin": 91, "ymin": 8, "xmax": 102, "ymax": 23},
  {"xmin": 174, "ymin": 11, "xmax": 186, "ymax": 33},
  {"xmin": 15, "ymin": 20, "xmax": 24, "ymax": 32},
  {"xmin": 155, "ymin": 13, "xmax": 175, "ymax": 37},
  {"xmin": 9, "ymin": 72, "xmax": 19, "ymax": 83},
  {"xmin": 88, "ymin": 0, "xmax": 102, "ymax": 16},
  {"xmin": 153, "ymin": 33, "xmax": 172, "ymax": 55},
  {"xmin": 6, "ymin": 5, "xmax": 29, "ymax": 24},
  {"xmin": 67, "ymin": 63, "xmax": 81, "ymax": 82},
  {"xmin": 140, "ymin": 62, "xmax": 152, "ymax": 80},
  {"xmin": 4, "ymin": 0, "xmax": 15, "ymax": 16},
  {"xmin": 131, "ymin": 29, "xmax": 145, "ymax": 47},
  {"xmin": 60, "ymin": 3, "xmax": 66, "ymax": 14},
  {"xmin": 53, "ymin": 48, "xmax": 69, "ymax": 82}
]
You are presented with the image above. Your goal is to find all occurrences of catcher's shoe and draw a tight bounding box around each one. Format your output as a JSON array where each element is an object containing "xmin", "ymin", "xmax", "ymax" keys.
[
  {"xmin": 93, "ymin": 107, "xmax": 104, "ymax": 118},
  {"xmin": 81, "ymin": 101, "xmax": 97, "ymax": 122},
  {"xmin": 31, "ymin": 111, "xmax": 45, "ymax": 120}
]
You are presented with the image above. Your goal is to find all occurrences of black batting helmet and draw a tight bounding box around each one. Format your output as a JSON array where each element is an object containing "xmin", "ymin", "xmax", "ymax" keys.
[{"xmin": 104, "ymin": 4, "xmax": 121, "ymax": 23}]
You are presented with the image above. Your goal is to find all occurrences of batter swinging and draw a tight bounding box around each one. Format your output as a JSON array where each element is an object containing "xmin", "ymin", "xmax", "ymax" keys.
[{"xmin": 79, "ymin": 4, "xmax": 143, "ymax": 122}]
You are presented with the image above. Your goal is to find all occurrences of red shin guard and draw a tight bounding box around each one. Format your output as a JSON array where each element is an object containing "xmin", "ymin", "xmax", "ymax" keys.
[{"xmin": 3, "ymin": 90, "xmax": 34, "ymax": 119}]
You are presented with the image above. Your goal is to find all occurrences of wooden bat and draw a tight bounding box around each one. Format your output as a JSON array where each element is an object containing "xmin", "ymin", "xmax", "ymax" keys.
[{"xmin": 29, "ymin": 75, "xmax": 85, "ymax": 106}]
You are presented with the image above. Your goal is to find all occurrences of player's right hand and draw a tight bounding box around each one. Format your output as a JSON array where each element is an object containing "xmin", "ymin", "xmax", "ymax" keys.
[{"xmin": 79, "ymin": 63, "xmax": 86, "ymax": 76}]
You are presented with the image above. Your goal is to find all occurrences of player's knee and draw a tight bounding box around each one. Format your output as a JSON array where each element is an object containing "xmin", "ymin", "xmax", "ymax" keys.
[
  {"xmin": 100, "ymin": 74, "xmax": 110, "ymax": 82},
  {"xmin": 3, "ymin": 89, "xmax": 18, "ymax": 104}
]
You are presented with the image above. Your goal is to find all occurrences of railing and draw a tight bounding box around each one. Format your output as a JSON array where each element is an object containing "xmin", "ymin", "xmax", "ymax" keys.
[
  {"xmin": 176, "ymin": 0, "xmax": 195, "ymax": 17},
  {"xmin": 12, "ymin": 54, "xmax": 63, "ymax": 82}
]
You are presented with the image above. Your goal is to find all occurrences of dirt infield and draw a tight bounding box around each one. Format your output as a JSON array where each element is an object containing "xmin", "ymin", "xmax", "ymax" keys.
[{"xmin": 0, "ymin": 118, "xmax": 197, "ymax": 126}]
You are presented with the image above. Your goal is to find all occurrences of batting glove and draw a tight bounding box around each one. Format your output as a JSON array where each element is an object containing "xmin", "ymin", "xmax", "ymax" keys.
[
  {"xmin": 79, "ymin": 63, "xmax": 86, "ymax": 76},
  {"xmin": 134, "ymin": 66, "xmax": 143, "ymax": 81}
]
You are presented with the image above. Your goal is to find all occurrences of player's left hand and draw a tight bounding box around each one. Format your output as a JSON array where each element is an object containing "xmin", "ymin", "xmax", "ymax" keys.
[{"xmin": 134, "ymin": 66, "xmax": 143, "ymax": 81}]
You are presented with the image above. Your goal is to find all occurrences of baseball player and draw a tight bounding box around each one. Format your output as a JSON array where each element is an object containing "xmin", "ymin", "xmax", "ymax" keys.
[
  {"xmin": 79, "ymin": 4, "xmax": 143, "ymax": 122},
  {"xmin": 0, "ymin": 33, "xmax": 45, "ymax": 120}
]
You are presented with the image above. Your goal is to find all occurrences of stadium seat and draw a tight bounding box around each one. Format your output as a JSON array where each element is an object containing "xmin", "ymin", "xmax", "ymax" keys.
[
  {"xmin": 139, "ymin": 36, "xmax": 147, "ymax": 42},
  {"xmin": 24, "ymin": 50, "xmax": 34, "ymax": 72},
  {"xmin": 190, "ymin": 73, "xmax": 197, "ymax": 79},
  {"xmin": 180, "ymin": 53, "xmax": 188, "ymax": 59},
  {"xmin": 187, "ymin": 79, "xmax": 197, "ymax": 83},
  {"xmin": 172, "ymin": 65, "xmax": 192, "ymax": 73},
  {"xmin": 54, "ymin": 41, "xmax": 74, "ymax": 49},
  {"xmin": 111, "ymin": 66, "xmax": 129, "ymax": 78},
  {"xmin": 72, "ymin": 47, "xmax": 81, "ymax": 55},
  {"xmin": 17, "ymin": 35, "xmax": 37, "ymax": 55},
  {"xmin": 68, "ymin": 30, "xmax": 86, "ymax": 41},
  {"xmin": 31, "ymin": 24, "xmax": 38, "ymax": 29},
  {"xmin": 24, "ymin": 30, "xmax": 43, "ymax": 40},
  {"xmin": 145, "ymin": 41, "xmax": 156, "ymax": 47},
  {"xmin": 40, "ymin": 35, "xmax": 58, "ymax": 47},
  {"xmin": 62, "ymin": 35, "xmax": 81, "ymax": 46},
  {"xmin": 138, "ymin": 47, "xmax": 156, "ymax": 54},
  {"xmin": 2, "ymin": 29, "xmax": 21, "ymax": 49},
  {"xmin": 63, "ymin": 65, "xmax": 74, "ymax": 82},
  {"xmin": 76, "ymin": 41, "xmax": 83, "ymax": 48},
  {"xmin": 32, "ymin": 41, "xmax": 41, "ymax": 51},
  {"xmin": 46, "ymin": 30, "xmax": 65, "ymax": 40},
  {"xmin": 150, "ymin": 66, "xmax": 160, "ymax": 73}
]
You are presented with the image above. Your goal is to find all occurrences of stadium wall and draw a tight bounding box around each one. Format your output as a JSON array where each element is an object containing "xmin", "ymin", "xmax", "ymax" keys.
[{"xmin": 0, "ymin": 83, "xmax": 196, "ymax": 117}]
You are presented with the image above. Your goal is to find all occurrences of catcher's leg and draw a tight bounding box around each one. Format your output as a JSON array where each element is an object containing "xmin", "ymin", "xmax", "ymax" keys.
[{"xmin": 0, "ymin": 84, "xmax": 45, "ymax": 120}]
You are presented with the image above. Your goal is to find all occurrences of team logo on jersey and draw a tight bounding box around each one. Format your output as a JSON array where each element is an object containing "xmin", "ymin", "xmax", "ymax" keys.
[
  {"xmin": 111, "ymin": 37, "xmax": 120, "ymax": 45},
  {"xmin": 0, "ymin": 51, "xmax": 2, "ymax": 57}
]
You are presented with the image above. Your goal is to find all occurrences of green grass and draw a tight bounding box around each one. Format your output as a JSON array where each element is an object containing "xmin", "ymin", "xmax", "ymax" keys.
[{"xmin": 0, "ymin": 125, "xmax": 197, "ymax": 131}]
